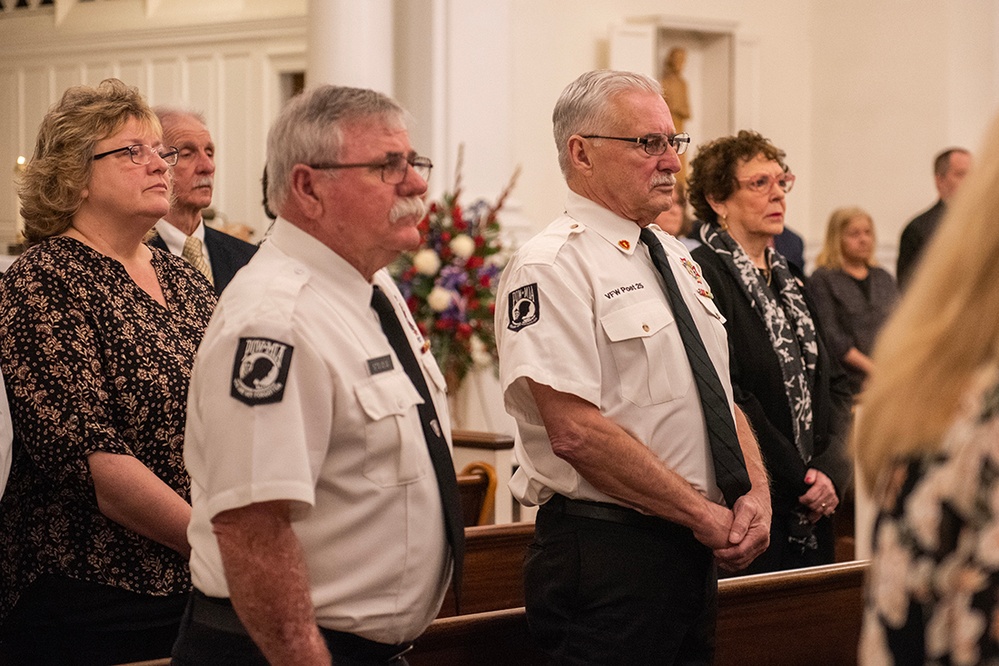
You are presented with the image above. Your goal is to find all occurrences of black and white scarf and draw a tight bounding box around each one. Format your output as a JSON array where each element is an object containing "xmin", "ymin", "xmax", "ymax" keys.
[{"xmin": 699, "ymin": 223, "xmax": 818, "ymax": 462}]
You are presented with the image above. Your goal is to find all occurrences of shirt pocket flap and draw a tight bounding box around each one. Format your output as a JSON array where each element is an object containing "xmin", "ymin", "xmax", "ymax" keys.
[
  {"xmin": 355, "ymin": 371, "xmax": 423, "ymax": 421},
  {"xmin": 601, "ymin": 302, "xmax": 672, "ymax": 342},
  {"xmin": 695, "ymin": 293, "xmax": 725, "ymax": 323},
  {"xmin": 420, "ymin": 352, "xmax": 449, "ymax": 394}
]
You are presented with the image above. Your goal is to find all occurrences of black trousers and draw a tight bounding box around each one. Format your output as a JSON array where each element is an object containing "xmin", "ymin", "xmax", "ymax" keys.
[
  {"xmin": 171, "ymin": 590, "xmax": 413, "ymax": 666},
  {"xmin": 525, "ymin": 496, "xmax": 717, "ymax": 666},
  {"xmin": 0, "ymin": 574, "xmax": 187, "ymax": 665}
]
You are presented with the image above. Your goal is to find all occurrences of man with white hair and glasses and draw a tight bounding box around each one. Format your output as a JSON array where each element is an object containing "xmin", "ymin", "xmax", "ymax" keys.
[
  {"xmin": 495, "ymin": 70, "xmax": 771, "ymax": 664},
  {"xmin": 175, "ymin": 85, "xmax": 463, "ymax": 666}
]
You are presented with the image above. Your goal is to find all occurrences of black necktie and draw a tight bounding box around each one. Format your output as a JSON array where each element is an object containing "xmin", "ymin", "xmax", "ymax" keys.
[
  {"xmin": 370, "ymin": 285, "xmax": 465, "ymax": 605},
  {"xmin": 639, "ymin": 227, "xmax": 752, "ymax": 506}
]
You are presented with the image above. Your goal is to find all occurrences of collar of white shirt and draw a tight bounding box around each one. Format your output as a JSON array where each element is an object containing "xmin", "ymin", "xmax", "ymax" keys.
[{"xmin": 154, "ymin": 218, "xmax": 208, "ymax": 259}]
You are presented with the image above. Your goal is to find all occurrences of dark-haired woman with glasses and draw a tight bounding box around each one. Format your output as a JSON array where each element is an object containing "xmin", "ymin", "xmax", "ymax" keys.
[
  {"xmin": 0, "ymin": 78, "xmax": 215, "ymax": 663},
  {"xmin": 687, "ymin": 130, "xmax": 852, "ymax": 574}
]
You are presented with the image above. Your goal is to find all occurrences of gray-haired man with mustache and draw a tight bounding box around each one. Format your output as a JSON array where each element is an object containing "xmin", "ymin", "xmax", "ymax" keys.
[
  {"xmin": 495, "ymin": 70, "xmax": 771, "ymax": 664},
  {"xmin": 175, "ymin": 86, "xmax": 462, "ymax": 666},
  {"xmin": 150, "ymin": 107, "xmax": 256, "ymax": 295}
]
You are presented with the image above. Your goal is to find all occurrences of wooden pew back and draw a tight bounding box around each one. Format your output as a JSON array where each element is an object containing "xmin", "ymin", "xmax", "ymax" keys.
[
  {"xmin": 714, "ymin": 560, "xmax": 866, "ymax": 665},
  {"xmin": 438, "ymin": 521, "xmax": 534, "ymax": 617},
  {"xmin": 412, "ymin": 560, "xmax": 869, "ymax": 666}
]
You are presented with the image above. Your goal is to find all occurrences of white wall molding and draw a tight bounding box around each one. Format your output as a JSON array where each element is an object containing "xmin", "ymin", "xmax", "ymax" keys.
[{"xmin": 2, "ymin": 16, "xmax": 307, "ymax": 60}]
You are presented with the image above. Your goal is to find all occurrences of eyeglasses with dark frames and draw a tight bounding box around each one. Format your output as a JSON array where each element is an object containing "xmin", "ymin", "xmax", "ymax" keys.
[
  {"xmin": 93, "ymin": 144, "xmax": 180, "ymax": 167},
  {"xmin": 735, "ymin": 172, "xmax": 796, "ymax": 194},
  {"xmin": 308, "ymin": 152, "xmax": 433, "ymax": 185},
  {"xmin": 580, "ymin": 132, "xmax": 691, "ymax": 156}
]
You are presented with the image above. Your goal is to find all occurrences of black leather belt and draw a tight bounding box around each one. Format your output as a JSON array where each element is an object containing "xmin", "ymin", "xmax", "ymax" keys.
[
  {"xmin": 546, "ymin": 493, "xmax": 680, "ymax": 533},
  {"xmin": 190, "ymin": 590, "xmax": 413, "ymax": 663}
]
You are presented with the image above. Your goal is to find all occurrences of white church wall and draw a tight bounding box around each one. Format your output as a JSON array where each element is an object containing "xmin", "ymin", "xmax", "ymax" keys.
[
  {"xmin": 0, "ymin": 2, "xmax": 306, "ymax": 246},
  {"xmin": 810, "ymin": 0, "xmax": 999, "ymax": 273}
]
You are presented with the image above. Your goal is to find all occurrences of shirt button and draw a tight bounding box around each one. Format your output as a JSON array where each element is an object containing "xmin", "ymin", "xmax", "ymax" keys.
[
  {"xmin": 397, "ymin": 397, "xmax": 406, "ymax": 409},
  {"xmin": 642, "ymin": 324, "xmax": 650, "ymax": 332}
]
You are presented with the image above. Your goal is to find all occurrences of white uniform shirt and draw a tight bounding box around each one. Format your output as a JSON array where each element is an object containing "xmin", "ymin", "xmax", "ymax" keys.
[
  {"xmin": 0, "ymin": 369, "xmax": 11, "ymax": 497},
  {"xmin": 496, "ymin": 191, "xmax": 734, "ymax": 508},
  {"xmin": 185, "ymin": 218, "xmax": 451, "ymax": 644}
]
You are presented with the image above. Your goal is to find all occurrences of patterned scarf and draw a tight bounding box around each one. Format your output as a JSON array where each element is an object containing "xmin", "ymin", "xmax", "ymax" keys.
[{"xmin": 699, "ymin": 223, "xmax": 818, "ymax": 462}]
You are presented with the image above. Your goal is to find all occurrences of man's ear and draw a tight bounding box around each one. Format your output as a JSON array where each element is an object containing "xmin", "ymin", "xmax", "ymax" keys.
[
  {"xmin": 567, "ymin": 135, "xmax": 594, "ymax": 175},
  {"xmin": 288, "ymin": 165, "xmax": 325, "ymax": 218}
]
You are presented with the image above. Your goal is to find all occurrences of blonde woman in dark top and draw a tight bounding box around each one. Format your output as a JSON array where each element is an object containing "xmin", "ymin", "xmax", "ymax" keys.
[
  {"xmin": 0, "ymin": 79, "xmax": 215, "ymax": 664},
  {"xmin": 808, "ymin": 207, "xmax": 898, "ymax": 396}
]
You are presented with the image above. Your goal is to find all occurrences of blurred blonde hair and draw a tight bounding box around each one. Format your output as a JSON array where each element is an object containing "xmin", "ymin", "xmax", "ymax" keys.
[
  {"xmin": 854, "ymin": 113, "xmax": 999, "ymax": 493},
  {"xmin": 814, "ymin": 207, "xmax": 876, "ymax": 270}
]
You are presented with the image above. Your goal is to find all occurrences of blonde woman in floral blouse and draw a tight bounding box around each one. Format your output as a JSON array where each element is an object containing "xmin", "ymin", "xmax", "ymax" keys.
[
  {"xmin": 0, "ymin": 79, "xmax": 215, "ymax": 663},
  {"xmin": 855, "ymin": 112, "xmax": 999, "ymax": 664}
]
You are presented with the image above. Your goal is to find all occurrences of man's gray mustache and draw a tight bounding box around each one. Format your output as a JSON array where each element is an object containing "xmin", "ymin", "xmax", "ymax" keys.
[{"xmin": 390, "ymin": 198, "xmax": 427, "ymax": 224}]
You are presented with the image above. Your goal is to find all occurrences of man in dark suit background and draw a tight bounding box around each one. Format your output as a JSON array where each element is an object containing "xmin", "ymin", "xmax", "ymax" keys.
[
  {"xmin": 896, "ymin": 147, "xmax": 971, "ymax": 290},
  {"xmin": 151, "ymin": 107, "xmax": 256, "ymax": 295}
]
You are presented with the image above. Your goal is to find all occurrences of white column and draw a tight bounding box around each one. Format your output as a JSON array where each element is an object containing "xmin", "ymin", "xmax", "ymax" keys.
[{"xmin": 307, "ymin": 0, "xmax": 394, "ymax": 94}]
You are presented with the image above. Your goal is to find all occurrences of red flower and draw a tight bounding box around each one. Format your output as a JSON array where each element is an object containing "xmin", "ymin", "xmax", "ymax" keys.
[
  {"xmin": 478, "ymin": 274, "xmax": 492, "ymax": 288},
  {"xmin": 456, "ymin": 323, "xmax": 473, "ymax": 340},
  {"xmin": 466, "ymin": 256, "xmax": 484, "ymax": 270}
]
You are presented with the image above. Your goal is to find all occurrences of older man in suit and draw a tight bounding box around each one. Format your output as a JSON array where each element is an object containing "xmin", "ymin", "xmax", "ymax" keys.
[{"xmin": 151, "ymin": 107, "xmax": 256, "ymax": 294}]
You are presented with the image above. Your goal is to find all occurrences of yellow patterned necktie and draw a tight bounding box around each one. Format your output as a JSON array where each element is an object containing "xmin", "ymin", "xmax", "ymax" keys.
[{"xmin": 182, "ymin": 235, "xmax": 214, "ymax": 286}]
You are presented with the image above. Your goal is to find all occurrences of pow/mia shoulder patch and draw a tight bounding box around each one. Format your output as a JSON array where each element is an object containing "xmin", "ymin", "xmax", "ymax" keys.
[
  {"xmin": 507, "ymin": 283, "xmax": 540, "ymax": 331},
  {"xmin": 231, "ymin": 337, "xmax": 294, "ymax": 406}
]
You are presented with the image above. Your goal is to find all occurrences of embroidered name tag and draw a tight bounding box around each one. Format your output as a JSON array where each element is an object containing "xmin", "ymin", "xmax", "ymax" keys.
[
  {"xmin": 231, "ymin": 337, "xmax": 294, "ymax": 406},
  {"xmin": 368, "ymin": 355, "xmax": 394, "ymax": 375},
  {"xmin": 604, "ymin": 282, "xmax": 645, "ymax": 299}
]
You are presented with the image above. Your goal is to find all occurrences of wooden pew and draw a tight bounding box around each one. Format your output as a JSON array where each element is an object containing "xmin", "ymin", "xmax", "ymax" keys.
[
  {"xmin": 411, "ymin": 560, "xmax": 869, "ymax": 666},
  {"xmin": 124, "ymin": 559, "xmax": 867, "ymax": 665},
  {"xmin": 438, "ymin": 521, "xmax": 534, "ymax": 617},
  {"xmin": 714, "ymin": 560, "xmax": 867, "ymax": 666}
]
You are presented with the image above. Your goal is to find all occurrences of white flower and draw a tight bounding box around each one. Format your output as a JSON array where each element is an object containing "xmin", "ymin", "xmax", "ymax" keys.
[
  {"xmin": 427, "ymin": 286, "xmax": 453, "ymax": 312},
  {"xmin": 412, "ymin": 248, "xmax": 441, "ymax": 276},
  {"xmin": 449, "ymin": 234, "xmax": 476, "ymax": 259},
  {"xmin": 470, "ymin": 334, "xmax": 493, "ymax": 367},
  {"xmin": 485, "ymin": 253, "xmax": 505, "ymax": 268}
]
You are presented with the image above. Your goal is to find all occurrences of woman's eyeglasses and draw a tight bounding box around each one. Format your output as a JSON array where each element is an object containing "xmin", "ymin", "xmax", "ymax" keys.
[{"xmin": 93, "ymin": 144, "xmax": 180, "ymax": 167}]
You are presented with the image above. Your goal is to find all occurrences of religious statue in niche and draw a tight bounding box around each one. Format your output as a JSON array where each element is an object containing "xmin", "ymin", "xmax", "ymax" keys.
[{"xmin": 660, "ymin": 47, "xmax": 691, "ymax": 184}]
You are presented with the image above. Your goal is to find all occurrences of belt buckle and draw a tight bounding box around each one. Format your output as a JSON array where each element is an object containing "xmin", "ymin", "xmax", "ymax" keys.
[{"xmin": 389, "ymin": 643, "xmax": 414, "ymax": 661}]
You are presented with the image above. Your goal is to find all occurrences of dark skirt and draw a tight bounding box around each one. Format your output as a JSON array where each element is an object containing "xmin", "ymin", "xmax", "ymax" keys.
[{"xmin": 0, "ymin": 574, "xmax": 188, "ymax": 665}]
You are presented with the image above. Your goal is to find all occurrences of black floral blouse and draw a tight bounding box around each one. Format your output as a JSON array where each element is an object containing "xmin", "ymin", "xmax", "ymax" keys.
[
  {"xmin": 861, "ymin": 371, "xmax": 999, "ymax": 664},
  {"xmin": 0, "ymin": 236, "xmax": 215, "ymax": 621}
]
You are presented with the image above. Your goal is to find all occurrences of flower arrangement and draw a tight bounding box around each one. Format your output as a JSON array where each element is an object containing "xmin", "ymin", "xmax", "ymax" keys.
[{"xmin": 391, "ymin": 151, "xmax": 519, "ymax": 390}]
